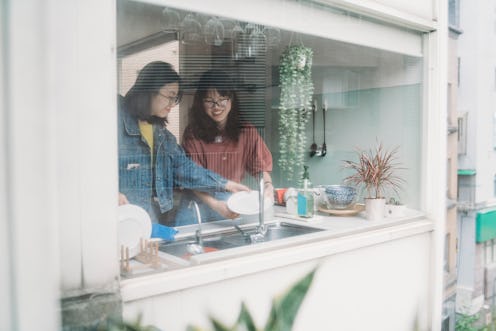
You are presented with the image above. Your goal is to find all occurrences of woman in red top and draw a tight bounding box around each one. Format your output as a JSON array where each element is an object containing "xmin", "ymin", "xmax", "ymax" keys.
[{"xmin": 174, "ymin": 70, "xmax": 273, "ymax": 226}]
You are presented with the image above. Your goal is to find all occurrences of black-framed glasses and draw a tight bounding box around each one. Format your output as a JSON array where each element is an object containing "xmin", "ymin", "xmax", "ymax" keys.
[
  {"xmin": 203, "ymin": 98, "xmax": 230, "ymax": 109},
  {"xmin": 158, "ymin": 92, "xmax": 181, "ymax": 107}
]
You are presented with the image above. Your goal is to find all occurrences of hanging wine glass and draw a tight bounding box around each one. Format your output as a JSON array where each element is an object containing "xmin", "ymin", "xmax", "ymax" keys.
[
  {"xmin": 231, "ymin": 21, "xmax": 245, "ymax": 60},
  {"xmin": 263, "ymin": 26, "xmax": 281, "ymax": 48},
  {"xmin": 249, "ymin": 24, "xmax": 266, "ymax": 57},
  {"xmin": 160, "ymin": 7, "xmax": 181, "ymax": 32},
  {"xmin": 244, "ymin": 22, "xmax": 257, "ymax": 36},
  {"xmin": 243, "ymin": 23, "xmax": 258, "ymax": 58},
  {"xmin": 204, "ymin": 17, "xmax": 225, "ymax": 46},
  {"xmin": 219, "ymin": 18, "xmax": 235, "ymax": 39},
  {"xmin": 180, "ymin": 13, "xmax": 202, "ymax": 44}
]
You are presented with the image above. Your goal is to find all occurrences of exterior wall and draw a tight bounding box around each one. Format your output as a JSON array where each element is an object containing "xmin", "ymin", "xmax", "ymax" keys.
[
  {"xmin": 1, "ymin": 0, "xmax": 119, "ymax": 329},
  {"xmin": 458, "ymin": 0, "xmax": 496, "ymax": 204},
  {"xmin": 446, "ymin": 26, "xmax": 460, "ymax": 281},
  {"xmin": 456, "ymin": 0, "xmax": 496, "ymax": 317},
  {"xmin": 443, "ymin": 19, "xmax": 460, "ymax": 329},
  {"xmin": 124, "ymin": 232, "xmax": 432, "ymax": 331},
  {"xmin": 1, "ymin": 0, "xmax": 447, "ymax": 329}
]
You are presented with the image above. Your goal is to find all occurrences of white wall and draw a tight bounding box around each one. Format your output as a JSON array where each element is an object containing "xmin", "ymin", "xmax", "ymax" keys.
[
  {"xmin": 0, "ymin": 1, "xmax": 12, "ymax": 329},
  {"xmin": 1, "ymin": 0, "xmax": 61, "ymax": 329},
  {"xmin": 51, "ymin": 0, "xmax": 119, "ymax": 293},
  {"xmin": 1, "ymin": 0, "xmax": 119, "ymax": 329},
  {"xmin": 124, "ymin": 232, "xmax": 432, "ymax": 331}
]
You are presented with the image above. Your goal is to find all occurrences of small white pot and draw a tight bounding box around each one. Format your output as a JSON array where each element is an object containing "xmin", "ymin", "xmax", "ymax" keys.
[{"xmin": 365, "ymin": 198, "xmax": 386, "ymax": 221}]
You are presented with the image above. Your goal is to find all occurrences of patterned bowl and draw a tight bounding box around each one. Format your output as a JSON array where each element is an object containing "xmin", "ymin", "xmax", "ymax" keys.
[{"xmin": 323, "ymin": 185, "xmax": 357, "ymax": 210}]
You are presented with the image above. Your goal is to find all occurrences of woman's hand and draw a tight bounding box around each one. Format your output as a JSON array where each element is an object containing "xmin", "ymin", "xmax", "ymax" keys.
[
  {"xmin": 264, "ymin": 182, "xmax": 275, "ymax": 204},
  {"xmin": 118, "ymin": 193, "xmax": 129, "ymax": 205},
  {"xmin": 225, "ymin": 180, "xmax": 250, "ymax": 193},
  {"xmin": 212, "ymin": 200, "xmax": 239, "ymax": 219}
]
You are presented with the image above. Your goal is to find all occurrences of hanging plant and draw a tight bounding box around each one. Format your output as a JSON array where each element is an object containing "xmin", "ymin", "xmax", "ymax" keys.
[{"xmin": 278, "ymin": 45, "xmax": 314, "ymax": 182}]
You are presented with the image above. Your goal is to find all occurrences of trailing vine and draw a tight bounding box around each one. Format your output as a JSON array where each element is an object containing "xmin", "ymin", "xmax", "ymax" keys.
[{"xmin": 278, "ymin": 45, "xmax": 314, "ymax": 182}]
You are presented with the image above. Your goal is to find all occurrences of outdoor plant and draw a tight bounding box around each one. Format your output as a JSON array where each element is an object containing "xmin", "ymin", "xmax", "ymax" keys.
[
  {"xmin": 277, "ymin": 45, "xmax": 314, "ymax": 182},
  {"xmin": 342, "ymin": 142, "xmax": 405, "ymax": 199},
  {"xmin": 455, "ymin": 313, "xmax": 488, "ymax": 331},
  {"xmin": 186, "ymin": 268, "xmax": 316, "ymax": 331},
  {"xmin": 97, "ymin": 314, "xmax": 161, "ymax": 331}
]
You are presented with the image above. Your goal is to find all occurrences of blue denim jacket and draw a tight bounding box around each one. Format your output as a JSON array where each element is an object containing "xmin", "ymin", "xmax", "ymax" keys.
[{"xmin": 118, "ymin": 108, "xmax": 227, "ymax": 222}]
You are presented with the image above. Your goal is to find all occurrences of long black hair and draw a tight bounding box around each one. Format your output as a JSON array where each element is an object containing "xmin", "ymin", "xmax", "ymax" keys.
[
  {"xmin": 184, "ymin": 70, "xmax": 241, "ymax": 143},
  {"xmin": 123, "ymin": 61, "xmax": 182, "ymax": 124}
]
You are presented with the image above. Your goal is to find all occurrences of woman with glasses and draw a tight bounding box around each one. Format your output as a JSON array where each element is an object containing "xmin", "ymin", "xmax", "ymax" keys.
[
  {"xmin": 174, "ymin": 69, "xmax": 273, "ymax": 226},
  {"xmin": 118, "ymin": 62, "xmax": 249, "ymax": 238}
]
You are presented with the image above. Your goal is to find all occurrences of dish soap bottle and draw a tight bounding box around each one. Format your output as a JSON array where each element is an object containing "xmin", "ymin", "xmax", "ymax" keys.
[{"xmin": 297, "ymin": 166, "xmax": 314, "ymax": 218}]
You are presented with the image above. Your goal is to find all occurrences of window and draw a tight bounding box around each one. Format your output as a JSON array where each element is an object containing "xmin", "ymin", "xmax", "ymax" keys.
[
  {"xmin": 449, "ymin": 0, "xmax": 460, "ymax": 28},
  {"xmin": 485, "ymin": 239, "xmax": 496, "ymax": 264},
  {"xmin": 117, "ymin": 0, "xmax": 425, "ymax": 275}
]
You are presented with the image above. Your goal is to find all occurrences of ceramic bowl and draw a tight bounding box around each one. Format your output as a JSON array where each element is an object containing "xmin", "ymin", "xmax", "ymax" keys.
[{"xmin": 323, "ymin": 185, "xmax": 357, "ymax": 210}]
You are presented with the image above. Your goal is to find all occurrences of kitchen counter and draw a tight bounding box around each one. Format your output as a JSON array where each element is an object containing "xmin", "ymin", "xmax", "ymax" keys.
[{"xmin": 120, "ymin": 205, "xmax": 432, "ymax": 302}]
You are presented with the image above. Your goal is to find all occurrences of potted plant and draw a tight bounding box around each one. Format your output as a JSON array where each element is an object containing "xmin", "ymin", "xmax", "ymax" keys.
[
  {"xmin": 277, "ymin": 45, "xmax": 314, "ymax": 182},
  {"xmin": 342, "ymin": 142, "xmax": 404, "ymax": 221}
]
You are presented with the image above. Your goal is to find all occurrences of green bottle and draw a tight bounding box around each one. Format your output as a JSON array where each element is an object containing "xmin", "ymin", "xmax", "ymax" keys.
[{"xmin": 297, "ymin": 166, "xmax": 314, "ymax": 218}]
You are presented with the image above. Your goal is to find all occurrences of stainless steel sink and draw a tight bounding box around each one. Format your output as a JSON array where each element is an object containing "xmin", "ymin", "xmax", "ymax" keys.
[{"xmin": 159, "ymin": 222, "xmax": 323, "ymax": 259}]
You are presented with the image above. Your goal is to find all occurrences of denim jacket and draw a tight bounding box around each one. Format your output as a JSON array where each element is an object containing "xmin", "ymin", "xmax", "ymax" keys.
[{"xmin": 118, "ymin": 108, "xmax": 227, "ymax": 221}]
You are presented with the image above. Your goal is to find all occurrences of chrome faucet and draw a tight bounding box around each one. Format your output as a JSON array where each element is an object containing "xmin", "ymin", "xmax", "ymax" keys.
[
  {"xmin": 256, "ymin": 174, "xmax": 267, "ymax": 236},
  {"xmin": 189, "ymin": 200, "xmax": 203, "ymax": 247}
]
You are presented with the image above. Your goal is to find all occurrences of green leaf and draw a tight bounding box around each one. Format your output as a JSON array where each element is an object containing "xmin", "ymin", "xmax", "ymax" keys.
[
  {"xmin": 186, "ymin": 326, "xmax": 206, "ymax": 331},
  {"xmin": 211, "ymin": 318, "xmax": 233, "ymax": 331},
  {"xmin": 264, "ymin": 269, "xmax": 316, "ymax": 331},
  {"xmin": 235, "ymin": 303, "xmax": 257, "ymax": 331}
]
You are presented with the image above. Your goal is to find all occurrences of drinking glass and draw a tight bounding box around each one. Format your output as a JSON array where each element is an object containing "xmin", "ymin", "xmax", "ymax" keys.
[
  {"xmin": 160, "ymin": 7, "xmax": 181, "ymax": 31},
  {"xmin": 204, "ymin": 17, "xmax": 225, "ymax": 46},
  {"xmin": 181, "ymin": 13, "xmax": 202, "ymax": 44}
]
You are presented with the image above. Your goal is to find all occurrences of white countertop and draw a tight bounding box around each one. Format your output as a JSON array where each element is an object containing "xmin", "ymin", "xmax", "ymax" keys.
[{"xmin": 120, "ymin": 206, "xmax": 432, "ymax": 302}]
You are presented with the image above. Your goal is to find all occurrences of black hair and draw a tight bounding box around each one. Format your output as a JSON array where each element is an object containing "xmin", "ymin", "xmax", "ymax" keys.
[
  {"xmin": 123, "ymin": 61, "xmax": 182, "ymax": 124},
  {"xmin": 184, "ymin": 70, "xmax": 241, "ymax": 143}
]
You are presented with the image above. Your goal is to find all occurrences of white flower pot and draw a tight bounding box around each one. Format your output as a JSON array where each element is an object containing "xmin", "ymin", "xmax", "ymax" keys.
[{"xmin": 365, "ymin": 198, "xmax": 386, "ymax": 221}]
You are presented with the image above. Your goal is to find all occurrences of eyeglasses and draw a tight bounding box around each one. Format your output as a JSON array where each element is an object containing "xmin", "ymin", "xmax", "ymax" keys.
[
  {"xmin": 158, "ymin": 92, "xmax": 181, "ymax": 107},
  {"xmin": 203, "ymin": 98, "xmax": 230, "ymax": 109}
]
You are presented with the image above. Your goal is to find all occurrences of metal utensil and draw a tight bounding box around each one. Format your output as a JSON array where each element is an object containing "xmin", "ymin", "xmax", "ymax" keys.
[
  {"xmin": 310, "ymin": 101, "xmax": 317, "ymax": 157},
  {"xmin": 321, "ymin": 102, "xmax": 327, "ymax": 157},
  {"xmin": 186, "ymin": 242, "xmax": 204, "ymax": 255}
]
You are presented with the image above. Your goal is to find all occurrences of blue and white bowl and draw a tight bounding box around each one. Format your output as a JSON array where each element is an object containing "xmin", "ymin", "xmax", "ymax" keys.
[{"xmin": 323, "ymin": 185, "xmax": 357, "ymax": 210}]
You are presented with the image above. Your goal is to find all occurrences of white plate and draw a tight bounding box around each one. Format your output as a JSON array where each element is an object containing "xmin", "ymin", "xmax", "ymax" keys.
[
  {"xmin": 117, "ymin": 204, "xmax": 152, "ymax": 258},
  {"xmin": 227, "ymin": 191, "xmax": 271, "ymax": 215}
]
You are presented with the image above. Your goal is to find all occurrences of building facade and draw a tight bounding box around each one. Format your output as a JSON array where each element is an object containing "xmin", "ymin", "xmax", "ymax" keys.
[
  {"xmin": 1, "ymin": 1, "xmax": 448, "ymax": 330},
  {"xmin": 455, "ymin": 0, "xmax": 496, "ymax": 323}
]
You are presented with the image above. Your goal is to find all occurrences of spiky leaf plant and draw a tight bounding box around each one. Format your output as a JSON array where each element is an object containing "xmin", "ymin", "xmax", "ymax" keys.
[
  {"xmin": 186, "ymin": 269, "xmax": 316, "ymax": 331},
  {"xmin": 342, "ymin": 142, "xmax": 405, "ymax": 199}
]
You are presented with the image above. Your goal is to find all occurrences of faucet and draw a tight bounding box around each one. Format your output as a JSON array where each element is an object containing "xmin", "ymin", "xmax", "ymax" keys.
[
  {"xmin": 256, "ymin": 174, "xmax": 267, "ymax": 236},
  {"xmin": 189, "ymin": 200, "xmax": 203, "ymax": 247}
]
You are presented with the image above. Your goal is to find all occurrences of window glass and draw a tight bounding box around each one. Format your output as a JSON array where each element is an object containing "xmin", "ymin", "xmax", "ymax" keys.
[
  {"xmin": 117, "ymin": 0, "xmax": 424, "ymax": 207},
  {"xmin": 116, "ymin": 0, "xmax": 425, "ymax": 276}
]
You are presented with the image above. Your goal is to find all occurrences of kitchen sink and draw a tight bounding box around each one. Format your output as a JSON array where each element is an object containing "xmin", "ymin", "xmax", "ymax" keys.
[{"xmin": 158, "ymin": 221, "xmax": 323, "ymax": 259}]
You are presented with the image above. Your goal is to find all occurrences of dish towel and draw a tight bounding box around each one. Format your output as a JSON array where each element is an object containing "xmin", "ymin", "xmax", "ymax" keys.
[{"xmin": 151, "ymin": 223, "xmax": 177, "ymax": 241}]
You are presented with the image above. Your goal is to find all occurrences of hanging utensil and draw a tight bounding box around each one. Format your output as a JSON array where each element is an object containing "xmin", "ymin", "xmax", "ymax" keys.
[
  {"xmin": 321, "ymin": 102, "xmax": 327, "ymax": 157},
  {"xmin": 310, "ymin": 100, "xmax": 317, "ymax": 157}
]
